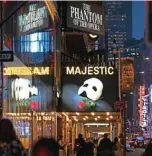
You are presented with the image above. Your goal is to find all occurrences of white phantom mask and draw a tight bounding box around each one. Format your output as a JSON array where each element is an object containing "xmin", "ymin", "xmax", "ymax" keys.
[{"xmin": 78, "ymin": 78, "xmax": 103, "ymax": 101}]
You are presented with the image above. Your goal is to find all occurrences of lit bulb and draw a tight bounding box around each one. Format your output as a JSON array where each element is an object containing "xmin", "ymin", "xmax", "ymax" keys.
[
  {"xmin": 91, "ymin": 112, "xmax": 95, "ymax": 116},
  {"xmin": 76, "ymin": 112, "xmax": 80, "ymax": 115}
]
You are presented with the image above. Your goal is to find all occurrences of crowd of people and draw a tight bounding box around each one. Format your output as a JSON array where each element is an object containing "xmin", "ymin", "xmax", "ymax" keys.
[
  {"xmin": 74, "ymin": 133, "xmax": 124, "ymax": 156},
  {"xmin": 1, "ymin": 118, "xmax": 152, "ymax": 156}
]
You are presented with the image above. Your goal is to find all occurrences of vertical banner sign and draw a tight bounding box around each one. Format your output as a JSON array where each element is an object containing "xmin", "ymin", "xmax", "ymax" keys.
[
  {"xmin": 121, "ymin": 58, "xmax": 134, "ymax": 91},
  {"xmin": 139, "ymin": 85, "xmax": 149, "ymax": 129},
  {"xmin": 142, "ymin": 94, "xmax": 149, "ymax": 128},
  {"xmin": 0, "ymin": 65, "xmax": 2, "ymax": 115}
]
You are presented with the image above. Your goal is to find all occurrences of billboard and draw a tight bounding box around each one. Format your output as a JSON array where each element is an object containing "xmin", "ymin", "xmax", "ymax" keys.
[
  {"xmin": 121, "ymin": 58, "xmax": 134, "ymax": 91},
  {"xmin": 3, "ymin": 66, "xmax": 53, "ymax": 113},
  {"xmin": 59, "ymin": 66, "xmax": 118, "ymax": 112},
  {"xmin": 66, "ymin": 2, "xmax": 104, "ymax": 35},
  {"xmin": 17, "ymin": 3, "xmax": 49, "ymax": 35},
  {"xmin": 139, "ymin": 85, "xmax": 149, "ymax": 129}
]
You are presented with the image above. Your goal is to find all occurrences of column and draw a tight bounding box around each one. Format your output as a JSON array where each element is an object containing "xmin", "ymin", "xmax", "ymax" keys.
[
  {"xmin": 117, "ymin": 119, "xmax": 122, "ymax": 137},
  {"xmin": 76, "ymin": 123, "xmax": 84, "ymax": 137},
  {"xmin": 110, "ymin": 122, "xmax": 113, "ymax": 141}
]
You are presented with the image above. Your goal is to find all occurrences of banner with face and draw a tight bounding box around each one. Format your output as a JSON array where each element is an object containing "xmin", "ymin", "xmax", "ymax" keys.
[{"xmin": 59, "ymin": 68, "xmax": 118, "ymax": 112}]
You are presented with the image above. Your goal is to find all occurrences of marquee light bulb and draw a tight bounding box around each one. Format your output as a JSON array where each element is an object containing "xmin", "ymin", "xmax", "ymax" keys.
[
  {"xmin": 76, "ymin": 112, "xmax": 79, "ymax": 115},
  {"xmin": 91, "ymin": 112, "xmax": 95, "ymax": 116}
]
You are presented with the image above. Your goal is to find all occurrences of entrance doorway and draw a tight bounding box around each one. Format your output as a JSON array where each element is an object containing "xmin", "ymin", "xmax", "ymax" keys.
[{"xmin": 58, "ymin": 112, "xmax": 122, "ymax": 155}]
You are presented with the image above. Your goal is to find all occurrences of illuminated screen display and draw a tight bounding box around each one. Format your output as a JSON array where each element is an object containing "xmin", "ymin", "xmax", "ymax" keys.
[
  {"xmin": 58, "ymin": 66, "xmax": 118, "ymax": 112},
  {"xmin": 4, "ymin": 72, "xmax": 53, "ymax": 112}
]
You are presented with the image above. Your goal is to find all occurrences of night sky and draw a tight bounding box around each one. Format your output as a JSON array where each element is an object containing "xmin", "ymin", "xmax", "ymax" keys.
[{"xmin": 132, "ymin": 1, "xmax": 145, "ymax": 39}]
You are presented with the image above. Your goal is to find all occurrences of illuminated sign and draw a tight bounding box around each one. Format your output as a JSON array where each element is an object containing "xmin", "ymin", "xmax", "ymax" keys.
[
  {"xmin": 66, "ymin": 2, "xmax": 104, "ymax": 35},
  {"xmin": 65, "ymin": 66, "xmax": 114, "ymax": 75},
  {"xmin": 4, "ymin": 67, "xmax": 50, "ymax": 76},
  {"xmin": 141, "ymin": 95, "xmax": 149, "ymax": 127},
  {"xmin": 150, "ymin": 84, "xmax": 152, "ymax": 103},
  {"xmin": 18, "ymin": 4, "xmax": 48, "ymax": 34},
  {"xmin": 11, "ymin": 78, "xmax": 38, "ymax": 101},
  {"xmin": 139, "ymin": 85, "xmax": 145, "ymax": 127}
]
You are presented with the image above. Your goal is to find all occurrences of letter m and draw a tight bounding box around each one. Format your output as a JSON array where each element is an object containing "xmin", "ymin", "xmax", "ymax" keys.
[{"xmin": 66, "ymin": 67, "xmax": 74, "ymax": 75}]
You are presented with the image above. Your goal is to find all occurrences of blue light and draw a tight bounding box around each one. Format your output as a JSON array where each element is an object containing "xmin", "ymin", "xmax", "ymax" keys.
[{"xmin": 20, "ymin": 32, "xmax": 51, "ymax": 53}]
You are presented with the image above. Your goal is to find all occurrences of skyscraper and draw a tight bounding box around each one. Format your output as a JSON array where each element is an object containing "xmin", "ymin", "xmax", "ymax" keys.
[{"xmin": 103, "ymin": 1, "xmax": 132, "ymax": 57}]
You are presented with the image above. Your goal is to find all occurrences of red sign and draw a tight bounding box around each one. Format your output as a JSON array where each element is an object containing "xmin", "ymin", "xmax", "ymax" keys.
[{"xmin": 115, "ymin": 101, "xmax": 126, "ymax": 110}]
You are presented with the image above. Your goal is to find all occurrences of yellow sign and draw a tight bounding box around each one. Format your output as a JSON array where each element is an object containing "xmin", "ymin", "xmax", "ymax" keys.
[
  {"xmin": 121, "ymin": 58, "xmax": 134, "ymax": 91},
  {"xmin": 4, "ymin": 67, "xmax": 50, "ymax": 76}
]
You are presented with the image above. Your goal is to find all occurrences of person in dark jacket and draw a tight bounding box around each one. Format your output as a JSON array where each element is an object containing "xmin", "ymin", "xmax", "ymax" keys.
[
  {"xmin": 0, "ymin": 119, "xmax": 27, "ymax": 156},
  {"xmin": 97, "ymin": 133, "xmax": 114, "ymax": 156},
  {"xmin": 142, "ymin": 139, "xmax": 152, "ymax": 156},
  {"xmin": 32, "ymin": 137, "xmax": 59, "ymax": 156},
  {"xmin": 74, "ymin": 134, "xmax": 86, "ymax": 156},
  {"xmin": 85, "ymin": 138, "xmax": 95, "ymax": 156}
]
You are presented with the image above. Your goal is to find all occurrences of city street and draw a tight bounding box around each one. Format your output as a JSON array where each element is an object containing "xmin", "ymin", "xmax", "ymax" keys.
[{"xmin": 126, "ymin": 148, "xmax": 145, "ymax": 156}]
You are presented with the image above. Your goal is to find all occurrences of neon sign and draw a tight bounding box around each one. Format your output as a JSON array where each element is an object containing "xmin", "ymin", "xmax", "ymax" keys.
[
  {"xmin": 65, "ymin": 66, "xmax": 114, "ymax": 75},
  {"xmin": 141, "ymin": 94, "xmax": 149, "ymax": 127},
  {"xmin": 4, "ymin": 67, "xmax": 50, "ymax": 76},
  {"xmin": 150, "ymin": 85, "xmax": 152, "ymax": 103}
]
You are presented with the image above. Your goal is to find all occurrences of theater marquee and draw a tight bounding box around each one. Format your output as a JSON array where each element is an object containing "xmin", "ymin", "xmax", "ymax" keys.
[
  {"xmin": 66, "ymin": 2, "xmax": 104, "ymax": 35},
  {"xmin": 59, "ymin": 65, "xmax": 118, "ymax": 112},
  {"xmin": 4, "ymin": 67, "xmax": 50, "ymax": 76}
]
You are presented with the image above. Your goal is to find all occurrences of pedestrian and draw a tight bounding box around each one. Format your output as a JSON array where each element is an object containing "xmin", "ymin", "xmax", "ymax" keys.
[
  {"xmin": 57, "ymin": 135, "xmax": 66, "ymax": 156},
  {"xmin": 97, "ymin": 133, "xmax": 115, "ymax": 156},
  {"xmin": 142, "ymin": 139, "xmax": 152, "ymax": 156},
  {"xmin": 74, "ymin": 134, "xmax": 86, "ymax": 156},
  {"xmin": 32, "ymin": 137, "xmax": 59, "ymax": 156},
  {"xmin": 0, "ymin": 118, "xmax": 27, "ymax": 156},
  {"xmin": 112, "ymin": 137, "xmax": 122, "ymax": 156},
  {"xmin": 85, "ymin": 138, "xmax": 95, "ymax": 156}
]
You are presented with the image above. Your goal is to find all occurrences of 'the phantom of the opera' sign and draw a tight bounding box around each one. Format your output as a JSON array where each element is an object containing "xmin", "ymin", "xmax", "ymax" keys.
[
  {"xmin": 64, "ymin": 66, "xmax": 114, "ymax": 75},
  {"xmin": 66, "ymin": 2, "xmax": 104, "ymax": 35},
  {"xmin": 18, "ymin": 4, "xmax": 49, "ymax": 34}
]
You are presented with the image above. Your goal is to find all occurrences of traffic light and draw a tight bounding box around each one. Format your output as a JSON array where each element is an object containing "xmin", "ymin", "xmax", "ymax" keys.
[{"xmin": 146, "ymin": 1, "xmax": 152, "ymax": 44}]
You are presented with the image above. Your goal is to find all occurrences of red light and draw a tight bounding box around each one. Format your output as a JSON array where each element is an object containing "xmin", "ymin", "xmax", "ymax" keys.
[
  {"xmin": 30, "ymin": 101, "xmax": 38, "ymax": 109},
  {"xmin": 3, "ymin": 0, "xmax": 7, "ymax": 3}
]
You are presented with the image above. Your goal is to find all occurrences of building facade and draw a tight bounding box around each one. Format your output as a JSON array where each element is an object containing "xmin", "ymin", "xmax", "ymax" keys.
[
  {"xmin": 2, "ymin": 1, "xmax": 58, "ymax": 149},
  {"xmin": 103, "ymin": 1, "xmax": 132, "ymax": 58}
]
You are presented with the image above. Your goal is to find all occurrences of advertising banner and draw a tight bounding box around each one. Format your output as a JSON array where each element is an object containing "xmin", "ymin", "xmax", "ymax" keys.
[
  {"xmin": 66, "ymin": 2, "xmax": 104, "ymax": 35},
  {"xmin": 139, "ymin": 85, "xmax": 149, "ymax": 130},
  {"xmin": 17, "ymin": 2, "xmax": 49, "ymax": 35},
  {"xmin": 3, "ymin": 66, "xmax": 53, "ymax": 113},
  {"xmin": 59, "ymin": 66, "xmax": 118, "ymax": 112},
  {"xmin": 121, "ymin": 58, "xmax": 134, "ymax": 91}
]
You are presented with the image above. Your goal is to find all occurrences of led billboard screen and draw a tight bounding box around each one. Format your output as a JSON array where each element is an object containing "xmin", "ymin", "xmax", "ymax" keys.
[{"xmin": 59, "ymin": 66, "xmax": 118, "ymax": 112}]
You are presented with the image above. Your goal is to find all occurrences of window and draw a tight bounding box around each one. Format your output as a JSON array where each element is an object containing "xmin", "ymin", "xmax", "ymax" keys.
[{"xmin": 20, "ymin": 32, "xmax": 52, "ymax": 53}]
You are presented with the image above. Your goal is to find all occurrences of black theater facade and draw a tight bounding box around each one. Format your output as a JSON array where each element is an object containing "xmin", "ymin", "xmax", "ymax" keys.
[
  {"xmin": 2, "ymin": 1, "xmax": 58, "ymax": 149},
  {"xmin": 1, "ymin": 1, "xmax": 122, "ymax": 153},
  {"xmin": 55, "ymin": 2, "xmax": 122, "ymax": 153}
]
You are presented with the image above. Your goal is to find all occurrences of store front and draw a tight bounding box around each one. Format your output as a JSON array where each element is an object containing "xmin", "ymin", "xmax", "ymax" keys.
[{"xmin": 2, "ymin": 1, "xmax": 58, "ymax": 150}]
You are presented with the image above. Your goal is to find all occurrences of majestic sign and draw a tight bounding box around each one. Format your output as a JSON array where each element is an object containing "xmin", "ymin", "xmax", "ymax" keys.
[
  {"xmin": 59, "ymin": 66, "xmax": 118, "ymax": 112},
  {"xmin": 66, "ymin": 2, "xmax": 104, "ymax": 35},
  {"xmin": 18, "ymin": 4, "xmax": 49, "ymax": 34},
  {"xmin": 65, "ymin": 66, "xmax": 114, "ymax": 75},
  {"xmin": 121, "ymin": 58, "xmax": 134, "ymax": 91},
  {"xmin": 4, "ymin": 67, "xmax": 50, "ymax": 76}
]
